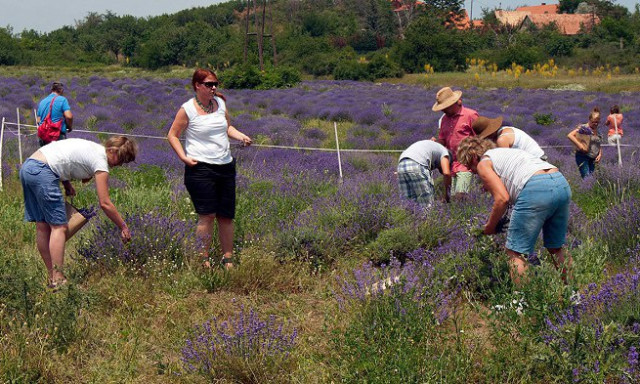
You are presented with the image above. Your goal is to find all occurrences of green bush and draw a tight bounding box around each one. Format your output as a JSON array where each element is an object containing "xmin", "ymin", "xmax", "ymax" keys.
[
  {"xmin": 333, "ymin": 60, "xmax": 371, "ymax": 81},
  {"xmin": 219, "ymin": 64, "xmax": 301, "ymax": 89},
  {"xmin": 366, "ymin": 51, "xmax": 404, "ymax": 79},
  {"xmin": 495, "ymin": 44, "xmax": 546, "ymax": 70},
  {"xmin": 368, "ymin": 226, "xmax": 419, "ymax": 264},
  {"xmin": 302, "ymin": 53, "xmax": 339, "ymax": 77},
  {"xmin": 533, "ymin": 112, "xmax": 556, "ymax": 126}
]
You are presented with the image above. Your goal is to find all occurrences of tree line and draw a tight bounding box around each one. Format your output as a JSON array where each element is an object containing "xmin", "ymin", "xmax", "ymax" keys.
[{"xmin": 1, "ymin": 0, "xmax": 639, "ymax": 82}]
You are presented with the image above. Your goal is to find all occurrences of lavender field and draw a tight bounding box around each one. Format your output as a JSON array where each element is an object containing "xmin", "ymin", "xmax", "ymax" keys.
[{"xmin": 1, "ymin": 75, "xmax": 640, "ymax": 383}]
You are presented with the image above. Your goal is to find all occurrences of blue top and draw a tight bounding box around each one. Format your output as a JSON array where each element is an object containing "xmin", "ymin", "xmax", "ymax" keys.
[{"xmin": 37, "ymin": 93, "xmax": 71, "ymax": 133}]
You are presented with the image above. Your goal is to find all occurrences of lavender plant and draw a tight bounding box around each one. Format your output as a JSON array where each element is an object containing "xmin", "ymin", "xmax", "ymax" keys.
[
  {"xmin": 541, "ymin": 252, "xmax": 640, "ymax": 382},
  {"xmin": 181, "ymin": 306, "xmax": 297, "ymax": 382},
  {"xmin": 76, "ymin": 210, "xmax": 194, "ymax": 272}
]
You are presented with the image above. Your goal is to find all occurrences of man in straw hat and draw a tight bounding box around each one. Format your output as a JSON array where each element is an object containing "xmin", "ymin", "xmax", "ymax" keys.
[
  {"xmin": 432, "ymin": 87, "xmax": 478, "ymax": 196},
  {"xmin": 472, "ymin": 115, "xmax": 547, "ymax": 160}
]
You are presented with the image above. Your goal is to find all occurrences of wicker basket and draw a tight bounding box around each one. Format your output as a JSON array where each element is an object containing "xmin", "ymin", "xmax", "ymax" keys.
[{"xmin": 65, "ymin": 202, "xmax": 88, "ymax": 240}]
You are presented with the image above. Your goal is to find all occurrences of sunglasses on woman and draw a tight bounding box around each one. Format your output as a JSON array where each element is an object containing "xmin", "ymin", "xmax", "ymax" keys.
[{"xmin": 202, "ymin": 81, "xmax": 219, "ymax": 89}]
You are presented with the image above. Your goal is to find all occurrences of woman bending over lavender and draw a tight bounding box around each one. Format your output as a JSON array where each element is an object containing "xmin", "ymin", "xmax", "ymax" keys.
[
  {"xmin": 20, "ymin": 136, "xmax": 137, "ymax": 289},
  {"xmin": 457, "ymin": 137, "xmax": 572, "ymax": 285}
]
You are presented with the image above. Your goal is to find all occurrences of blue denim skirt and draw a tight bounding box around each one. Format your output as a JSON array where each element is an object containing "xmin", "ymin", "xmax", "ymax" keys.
[{"xmin": 20, "ymin": 158, "xmax": 67, "ymax": 224}]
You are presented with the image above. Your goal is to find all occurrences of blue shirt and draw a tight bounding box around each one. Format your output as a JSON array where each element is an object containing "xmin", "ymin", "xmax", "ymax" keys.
[{"xmin": 37, "ymin": 93, "xmax": 71, "ymax": 133}]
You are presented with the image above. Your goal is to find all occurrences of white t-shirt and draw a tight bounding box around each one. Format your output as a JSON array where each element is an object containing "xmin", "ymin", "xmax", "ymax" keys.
[
  {"xmin": 482, "ymin": 148, "xmax": 555, "ymax": 203},
  {"xmin": 39, "ymin": 139, "xmax": 109, "ymax": 181},
  {"xmin": 182, "ymin": 97, "xmax": 232, "ymax": 165},
  {"xmin": 399, "ymin": 140, "xmax": 450, "ymax": 171}
]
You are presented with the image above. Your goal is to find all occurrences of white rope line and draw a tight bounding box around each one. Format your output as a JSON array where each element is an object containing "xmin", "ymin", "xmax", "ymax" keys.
[{"xmin": 2, "ymin": 121, "xmax": 638, "ymax": 152}]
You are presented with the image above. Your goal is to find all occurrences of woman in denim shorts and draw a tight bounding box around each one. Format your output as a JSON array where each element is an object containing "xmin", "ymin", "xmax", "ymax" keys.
[
  {"xmin": 20, "ymin": 136, "xmax": 137, "ymax": 288},
  {"xmin": 457, "ymin": 137, "xmax": 572, "ymax": 284}
]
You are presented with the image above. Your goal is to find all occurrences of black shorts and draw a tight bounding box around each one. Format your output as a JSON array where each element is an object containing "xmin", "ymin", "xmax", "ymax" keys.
[{"xmin": 184, "ymin": 159, "xmax": 236, "ymax": 219}]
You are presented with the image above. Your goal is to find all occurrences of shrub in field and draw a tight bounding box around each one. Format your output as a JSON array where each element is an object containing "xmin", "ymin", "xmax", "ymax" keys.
[
  {"xmin": 368, "ymin": 225, "xmax": 420, "ymax": 264},
  {"xmin": 275, "ymin": 181, "xmax": 401, "ymax": 267},
  {"xmin": 333, "ymin": 60, "xmax": 371, "ymax": 81},
  {"xmin": 332, "ymin": 253, "xmax": 461, "ymax": 381},
  {"xmin": 541, "ymin": 254, "xmax": 640, "ymax": 382},
  {"xmin": 590, "ymin": 197, "xmax": 640, "ymax": 259},
  {"xmin": 181, "ymin": 306, "xmax": 297, "ymax": 382},
  {"xmin": 76, "ymin": 210, "xmax": 194, "ymax": 272},
  {"xmin": 220, "ymin": 64, "xmax": 301, "ymax": 89},
  {"xmin": 533, "ymin": 112, "xmax": 556, "ymax": 125}
]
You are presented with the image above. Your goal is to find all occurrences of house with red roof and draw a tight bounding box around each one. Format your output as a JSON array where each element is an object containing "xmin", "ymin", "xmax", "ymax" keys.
[
  {"xmin": 520, "ymin": 13, "xmax": 600, "ymax": 35},
  {"xmin": 516, "ymin": 3, "xmax": 559, "ymax": 14},
  {"xmin": 493, "ymin": 2, "xmax": 599, "ymax": 35}
]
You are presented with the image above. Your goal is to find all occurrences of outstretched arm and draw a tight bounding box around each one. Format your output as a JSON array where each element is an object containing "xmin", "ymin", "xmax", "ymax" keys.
[
  {"xmin": 95, "ymin": 171, "xmax": 130, "ymax": 243},
  {"xmin": 440, "ymin": 156, "xmax": 452, "ymax": 203},
  {"xmin": 477, "ymin": 159, "xmax": 509, "ymax": 235}
]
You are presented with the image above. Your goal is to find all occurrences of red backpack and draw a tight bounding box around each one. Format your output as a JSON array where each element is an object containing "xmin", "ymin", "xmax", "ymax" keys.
[{"xmin": 37, "ymin": 96, "xmax": 63, "ymax": 143}]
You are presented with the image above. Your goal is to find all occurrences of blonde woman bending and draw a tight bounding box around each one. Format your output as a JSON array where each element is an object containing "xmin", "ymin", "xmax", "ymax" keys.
[{"xmin": 457, "ymin": 137, "xmax": 572, "ymax": 284}]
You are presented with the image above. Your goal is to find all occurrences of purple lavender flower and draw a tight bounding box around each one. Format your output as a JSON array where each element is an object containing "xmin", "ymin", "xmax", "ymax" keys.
[{"xmin": 181, "ymin": 306, "xmax": 297, "ymax": 376}]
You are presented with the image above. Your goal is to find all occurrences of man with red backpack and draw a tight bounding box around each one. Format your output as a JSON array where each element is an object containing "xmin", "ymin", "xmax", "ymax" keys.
[{"xmin": 36, "ymin": 82, "xmax": 73, "ymax": 147}]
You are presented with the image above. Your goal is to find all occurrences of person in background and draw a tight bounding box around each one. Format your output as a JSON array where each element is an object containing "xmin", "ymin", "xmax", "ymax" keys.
[
  {"xmin": 397, "ymin": 140, "xmax": 452, "ymax": 206},
  {"xmin": 471, "ymin": 115, "xmax": 547, "ymax": 160},
  {"xmin": 567, "ymin": 107, "xmax": 602, "ymax": 178},
  {"xmin": 167, "ymin": 68, "xmax": 252, "ymax": 270},
  {"xmin": 457, "ymin": 137, "xmax": 572, "ymax": 285},
  {"xmin": 431, "ymin": 87, "xmax": 478, "ymax": 196},
  {"xmin": 605, "ymin": 104, "xmax": 623, "ymax": 145},
  {"xmin": 20, "ymin": 136, "xmax": 137, "ymax": 289},
  {"xmin": 36, "ymin": 82, "xmax": 73, "ymax": 146}
]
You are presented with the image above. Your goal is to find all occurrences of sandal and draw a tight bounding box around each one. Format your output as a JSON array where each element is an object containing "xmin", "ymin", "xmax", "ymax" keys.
[
  {"xmin": 47, "ymin": 278, "xmax": 68, "ymax": 292},
  {"xmin": 221, "ymin": 256, "xmax": 234, "ymax": 270}
]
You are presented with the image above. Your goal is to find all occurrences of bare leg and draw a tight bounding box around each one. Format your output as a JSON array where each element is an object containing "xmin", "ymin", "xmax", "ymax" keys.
[
  {"xmin": 49, "ymin": 224, "xmax": 67, "ymax": 282},
  {"xmin": 548, "ymin": 247, "xmax": 572, "ymax": 283},
  {"xmin": 217, "ymin": 216, "xmax": 234, "ymax": 269},
  {"xmin": 196, "ymin": 214, "xmax": 215, "ymax": 267},
  {"xmin": 36, "ymin": 222, "xmax": 53, "ymax": 280},
  {"xmin": 36, "ymin": 222, "xmax": 67, "ymax": 283},
  {"xmin": 506, "ymin": 249, "xmax": 528, "ymax": 286}
]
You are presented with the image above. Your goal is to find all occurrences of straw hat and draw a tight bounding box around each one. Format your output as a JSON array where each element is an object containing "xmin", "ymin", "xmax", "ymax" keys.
[
  {"xmin": 472, "ymin": 116, "xmax": 504, "ymax": 138},
  {"xmin": 432, "ymin": 87, "xmax": 462, "ymax": 112}
]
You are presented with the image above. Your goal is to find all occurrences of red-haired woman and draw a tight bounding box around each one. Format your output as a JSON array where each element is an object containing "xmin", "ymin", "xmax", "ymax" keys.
[{"xmin": 167, "ymin": 68, "xmax": 252, "ymax": 269}]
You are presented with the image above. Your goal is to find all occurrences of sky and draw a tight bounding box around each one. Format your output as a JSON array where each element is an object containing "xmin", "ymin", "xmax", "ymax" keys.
[{"xmin": 1, "ymin": 0, "xmax": 638, "ymax": 34}]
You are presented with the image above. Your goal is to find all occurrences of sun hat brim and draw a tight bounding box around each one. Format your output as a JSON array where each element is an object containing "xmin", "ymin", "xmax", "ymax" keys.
[
  {"xmin": 432, "ymin": 90, "xmax": 462, "ymax": 112},
  {"xmin": 475, "ymin": 116, "xmax": 504, "ymax": 139}
]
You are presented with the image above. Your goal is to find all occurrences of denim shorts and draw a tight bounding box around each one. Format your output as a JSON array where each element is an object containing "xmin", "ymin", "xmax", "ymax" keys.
[
  {"xmin": 19, "ymin": 158, "xmax": 67, "ymax": 224},
  {"xmin": 506, "ymin": 172, "xmax": 571, "ymax": 255}
]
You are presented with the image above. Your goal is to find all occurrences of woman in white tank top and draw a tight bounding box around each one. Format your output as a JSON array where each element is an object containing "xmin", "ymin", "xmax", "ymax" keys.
[
  {"xmin": 471, "ymin": 115, "xmax": 546, "ymax": 160},
  {"xmin": 167, "ymin": 69, "xmax": 252, "ymax": 270}
]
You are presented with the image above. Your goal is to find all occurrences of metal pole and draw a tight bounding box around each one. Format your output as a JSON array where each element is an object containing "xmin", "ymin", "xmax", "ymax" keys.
[
  {"xmin": 16, "ymin": 108, "xmax": 23, "ymax": 164},
  {"xmin": 334, "ymin": 122, "xmax": 343, "ymax": 179},
  {"xmin": 0, "ymin": 117, "xmax": 5, "ymax": 192}
]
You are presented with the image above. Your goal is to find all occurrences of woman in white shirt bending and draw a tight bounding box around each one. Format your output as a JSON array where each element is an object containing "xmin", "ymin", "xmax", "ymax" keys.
[{"xmin": 20, "ymin": 136, "xmax": 137, "ymax": 288}]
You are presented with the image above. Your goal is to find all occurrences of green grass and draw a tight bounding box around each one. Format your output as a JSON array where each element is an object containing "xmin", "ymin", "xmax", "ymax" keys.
[
  {"xmin": 2, "ymin": 70, "xmax": 640, "ymax": 382},
  {"xmin": 4, "ymin": 64, "xmax": 640, "ymax": 93}
]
